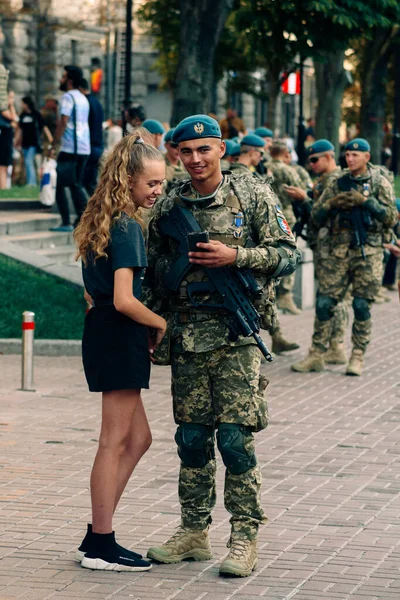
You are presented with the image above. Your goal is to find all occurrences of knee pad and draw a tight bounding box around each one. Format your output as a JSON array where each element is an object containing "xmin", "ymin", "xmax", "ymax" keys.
[
  {"xmin": 175, "ymin": 423, "xmax": 215, "ymax": 468},
  {"xmin": 352, "ymin": 296, "xmax": 371, "ymax": 321},
  {"xmin": 316, "ymin": 294, "xmax": 337, "ymax": 322},
  {"xmin": 216, "ymin": 424, "xmax": 257, "ymax": 475}
]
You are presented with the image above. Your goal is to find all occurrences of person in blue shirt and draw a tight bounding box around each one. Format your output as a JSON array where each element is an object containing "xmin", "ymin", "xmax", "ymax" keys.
[{"xmin": 73, "ymin": 129, "xmax": 167, "ymax": 571}]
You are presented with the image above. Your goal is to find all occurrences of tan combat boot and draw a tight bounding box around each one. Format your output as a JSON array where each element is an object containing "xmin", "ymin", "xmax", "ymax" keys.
[
  {"xmin": 346, "ymin": 349, "xmax": 364, "ymax": 376},
  {"xmin": 271, "ymin": 331, "xmax": 300, "ymax": 354},
  {"xmin": 324, "ymin": 342, "xmax": 347, "ymax": 364},
  {"xmin": 147, "ymin": 527, "xmax": 212, "ymax": 564},
  {"xmin": 291, "ymin": 348, "xmax": 325, "ymax": 373},
  {"xmin": 277, "ymin": 293, "xmax": 302, "ymax": 315},
  {"xmin": 219, "ymin": 537, "xmax": 257, "ymax": 577}
]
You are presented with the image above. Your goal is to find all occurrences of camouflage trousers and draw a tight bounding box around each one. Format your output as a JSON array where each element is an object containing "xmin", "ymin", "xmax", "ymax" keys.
[
  {"xmin": 276, "ymin": 272, "xmax": 295, "ymax": 296},
  {"xmin": 171, "ymin": 344, "xmax": 269, "ymax": 539},
  {"xmin": 314, "ymin": 253, "xmax": 349, "ymax": 345},
  {"xmin": 312, "ymin": 315, "xmax": 372, "ymax": 353}
]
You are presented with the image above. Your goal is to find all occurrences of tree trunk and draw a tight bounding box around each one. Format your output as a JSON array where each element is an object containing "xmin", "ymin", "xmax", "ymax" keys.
[
  {"xmin": 359, "ymin": 29, "xmax": 397, "ymax": 164},
  {"xmin": 171, "ymin": 0, "xmax": 234, "ymax": 125},
  {"xmin": 314, "ymin": 50, "xmax": 348, "ymax": 154},
  {"xmin": 265, "ymin": 68, "xmax": 281, "ymax": 131}
]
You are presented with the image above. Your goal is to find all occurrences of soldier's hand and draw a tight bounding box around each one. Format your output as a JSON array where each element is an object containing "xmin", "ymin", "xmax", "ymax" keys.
[
  {"xmin": 189, "ymin": 240, "xmax": 237, "ymax": 268},
  {"xmin": 285, "ymin": 186, "xmax": 307, "ymax": 200},
  {"xmin": 331, "ymin": 192, "xmax": 355, "ymax": 210}
]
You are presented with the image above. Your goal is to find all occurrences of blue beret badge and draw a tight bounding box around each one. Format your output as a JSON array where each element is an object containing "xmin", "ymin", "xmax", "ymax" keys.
[
  {"xmin": 275, "ymin": 205, "xmax": 292, "ymax": 235},
  {"xmin": 194, "ymin": 122, "xmax": 205, "ymax": 135}
]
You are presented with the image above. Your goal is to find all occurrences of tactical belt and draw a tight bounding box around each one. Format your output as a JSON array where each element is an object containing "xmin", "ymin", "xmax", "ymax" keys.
[{"xmin": 168, "ymin": 303, "xmax": 229, "ymax": 315}]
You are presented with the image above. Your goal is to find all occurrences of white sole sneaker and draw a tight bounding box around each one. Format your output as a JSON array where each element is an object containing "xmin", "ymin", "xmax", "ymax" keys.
[
  {"xmin": 75, "ymin": 550, "xmax": 85, "ymax": 562},
  {"xmin": 81, "ymin": 556, "xmax": 152, "ymax": 572}
]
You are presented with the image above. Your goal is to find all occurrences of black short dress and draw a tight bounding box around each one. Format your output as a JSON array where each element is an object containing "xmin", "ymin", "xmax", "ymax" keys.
[{"xmin": 82, "ymin": 213, "xmax": 150, "ymax": 392}]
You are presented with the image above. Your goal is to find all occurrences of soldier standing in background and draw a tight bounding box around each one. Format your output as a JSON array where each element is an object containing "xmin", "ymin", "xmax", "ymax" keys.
[
  {"xmin": 268, "ymin": 140, "xmax": 303, "ymax": 315},
  {"xmin": 254, "ymin": 127, "xmax": 273, "ymax": 176},
  {"xmin": 164, "ymin": 128, "xmax": 187, "ymax": 192},
  {"xmin": 230, "ymin": 134, "xmax": 300, "ymax": 354},
  {"xmin": 287, "ymin": 140, "xmax": 349, "ymax": 368},
  {"xmin": 291, "ymin": 138, "xmax": 397, "ymax": 377},
  {"xmin": 144, "ymin": 115, "xmax": 300, "ymax": 576}
]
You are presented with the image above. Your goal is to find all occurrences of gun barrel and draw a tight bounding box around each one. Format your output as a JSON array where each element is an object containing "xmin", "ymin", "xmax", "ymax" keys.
[{"xmin": 253, "ymin": 332, "xmax": 273, "ymax": 362}]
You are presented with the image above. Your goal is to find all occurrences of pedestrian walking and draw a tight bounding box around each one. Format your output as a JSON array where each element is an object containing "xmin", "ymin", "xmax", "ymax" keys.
[
  {"xmin": 16, "ymin": 96, "xmax": 53, "ymax": 186},
  {"xmin": 144, "ymin": 115, "xmax": 300, "ymax": 577},
  {"xmin": 0, "ymin": 90, "xmax": 18, "ymax": 189},
  {"xmin": 50, "ymin": 65, "xmax": 90, "ymax": 231},
  {"xmin": 73, "ymin": 129, "xmax": 167, "ymax": 571},
  {"xmin": 79, "ymin": 78, "xmax": 104, "ymax": 197}
]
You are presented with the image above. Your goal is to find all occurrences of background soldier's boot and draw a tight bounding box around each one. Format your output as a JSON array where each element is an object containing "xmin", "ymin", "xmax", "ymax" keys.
[
  {"xmin": 346, "ymin": 349, "xmax": 364, "ymax": 376},
  {"xmin": 271, "ymin": 331, "xmax": 300, "ymax": 353},
  {"xmin": 277, "ymin": 293, "xmax": 302, "ymax": 315},
  {"xmin": 147, "ymin": 527, "xmax": 212, "ymax": 564},
  {"xmin": 219, "ymin": 537, "xmax": 257, "ymax": 577},
  {"xmin": 325, "ymin": 342, "xmax": 347, "ymax": 364},
  {"xmin": 291, "ymin": 348, "xmax": 325, "ymax": 372}
]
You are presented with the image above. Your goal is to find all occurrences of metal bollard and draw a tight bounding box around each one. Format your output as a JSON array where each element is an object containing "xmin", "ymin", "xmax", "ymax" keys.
[{"xmin": 21, "ymin": 311, "xmax": 35, "ymax": 391}]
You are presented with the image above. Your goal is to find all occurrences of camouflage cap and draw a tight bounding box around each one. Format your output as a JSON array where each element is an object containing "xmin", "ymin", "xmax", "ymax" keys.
[
  {"xmin": 255, "ymin": 127, "xmax": 273, "ymax": 138},
  {"xmin": 240, "ymin": 134, "xmax": 266, "ymax": 148},
  {"xmin": 345, "ymin": 138, "xmax": 370, "ymax": 152},
  {"xmin": 173, "ymin": 114, "xmax": 221, "ymax": 144},
  {"xmin": 307, "ymin": 139, "xmax": 334, "ymax": 156},
  {"xmin": 142, "ymin": 119, "xmax": 165, "ymax": 135}
]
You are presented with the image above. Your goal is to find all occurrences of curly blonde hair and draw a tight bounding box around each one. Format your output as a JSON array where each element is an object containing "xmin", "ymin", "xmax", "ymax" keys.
[{"xmin": 74, "ymin": 128, "xmax": 164, "ymax": 265}]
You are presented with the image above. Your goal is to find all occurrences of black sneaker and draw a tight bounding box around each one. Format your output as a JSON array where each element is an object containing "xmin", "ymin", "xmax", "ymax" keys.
[
  {"xmin": 75, "ymin": 525, "xmax": 143, "ymax": 562},
  {"xmin": 81, "ymin": 532, "xmax": 151, "ymax": 572}
]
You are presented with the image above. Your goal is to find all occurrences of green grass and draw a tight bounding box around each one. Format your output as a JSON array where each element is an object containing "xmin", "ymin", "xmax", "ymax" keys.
[
  {"xmin": 395, "ymin": 175, "xmax": 400, "ymax": 198},
  {"xmin": 0, "ymin": 185, "xmax": 40, "ymax": 199},
  {"xmin": 0, "ymin": 255, "xmax": 85, "ymax": 339}
]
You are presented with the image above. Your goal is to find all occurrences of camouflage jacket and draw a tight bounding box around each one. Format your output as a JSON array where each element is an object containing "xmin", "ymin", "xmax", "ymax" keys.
[
  {"xmin": 294, "ymin": 164, "xmax": 313, "ymax": 192},
  {"xmin": 268, "ymin": 160, "xmax": 302, "ymax": 225},
  {"xmin": 311, "ymin": 164, "xmax": 397, "ymax": 255},
  {"xmin": 144, "ymin": 173, "xmax": 298, "ymax": 353},
  {"xmin": 230, "ymin": 161, "xmax": 266, "ymax": 182},
  {"xmin": 308, "ymin": 167, "xmax": 341, "ymax": 251}
]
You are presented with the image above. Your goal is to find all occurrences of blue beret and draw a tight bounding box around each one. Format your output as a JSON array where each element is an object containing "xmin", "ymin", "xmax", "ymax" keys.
[
  {"xmin": 142, "ymin": 119, "xmax": 165, "ymax": 135},
  {"xmin": 307, "ymin": 139, "xmax": 334, "ymax": 156},
  {"xmin": 164, "ymin": 128, "xmax": 175, "ymax": 143},
  {"xmin": 345, "ymin": 138, "xmax": 370, "ymax": 152},
  {"xmin": 241, "ymin": 134, "xmax": 266, "ymax": 148},
  {"xmin": 255, "ymin": 127, "xmax": 273, "ymax": 138},
  {"xmin": 224, "ymin": 140, "xmax": 241, "ymax": 157},
  {"xmin": 173, "ymin": 114, "xmax": 221, "ymax": 144},
  {"xmin": 395, "ymin": 198, "xmax": 400, "ymax": 212}
]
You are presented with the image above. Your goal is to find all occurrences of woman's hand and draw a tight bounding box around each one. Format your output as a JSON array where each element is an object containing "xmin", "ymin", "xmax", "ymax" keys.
[{"xmin": 148, "ymin": 317, "xmax": 167, "ymax": 362}]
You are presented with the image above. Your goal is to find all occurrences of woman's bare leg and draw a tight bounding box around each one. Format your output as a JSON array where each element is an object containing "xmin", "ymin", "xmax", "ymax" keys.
[
  {"xmin": 0, "ymin": 167, "xmax": 8, "ymax": 189},
  {"xmin": 90, "ymin": 389, "xmax": 140, "ymax": 533},
  {"xmin": 113, "ymin": 397, "xmax": 152, "ymax": 511}
]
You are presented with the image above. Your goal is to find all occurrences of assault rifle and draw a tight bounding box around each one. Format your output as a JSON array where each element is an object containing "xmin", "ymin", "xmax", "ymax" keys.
[
  {"xmin": 158, "ymin": 205, "xmax": 273, "ymax": 362},
  {"xmin": 337, "ymin": 175, "xmax": 373, "ymax": 259}
]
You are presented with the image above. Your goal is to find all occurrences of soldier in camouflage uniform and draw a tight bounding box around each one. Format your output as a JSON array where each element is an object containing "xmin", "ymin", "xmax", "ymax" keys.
[
  {"xmin": 291, "ymin": 138, "xmax": 397, "ymax": 376},
  {"xmin": 220, "ymin": 139, "xmax": 240, "ymax": 171},
  {"xmin": 164, "ymin": 128, "xmax": 188, "ymax": 193},
  {"xmin": 231, "ymin": 134, "xmax": 300, "ymax": 354},
  {"xmin": 287, "ymin": 140, "xmax": 349, "ymax": 367},
  {"xmin": 268, "ymin": 140, "xmax": 303, "ymax": 315},
  {"xmin": 144, "ymin": 115, "xmax": 300, "ymax": 576},
  {"xmin": 255, "ymin": 127, "xmax": 273, "ymax": 176}
]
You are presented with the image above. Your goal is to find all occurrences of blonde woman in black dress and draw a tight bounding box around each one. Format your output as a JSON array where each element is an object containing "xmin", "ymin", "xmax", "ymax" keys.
[{"xmin": 74, "ymin": 129, "xmax": 166, "ymax": 571}]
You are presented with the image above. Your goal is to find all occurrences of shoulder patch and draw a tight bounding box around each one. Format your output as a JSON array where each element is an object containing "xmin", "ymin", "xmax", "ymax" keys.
[{"xmin": 275, "ymin": 205, "xmax": 293, "ymax": 235}]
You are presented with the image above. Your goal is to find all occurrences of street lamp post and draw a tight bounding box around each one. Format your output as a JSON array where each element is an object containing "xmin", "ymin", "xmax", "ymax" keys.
[
  {"xmin": 296, "ymin": 59, "xmax": 306, "ymax": 166},
  {"xmin": 122, "ymin": 0, "xmax": 133, "ymax": 133}
]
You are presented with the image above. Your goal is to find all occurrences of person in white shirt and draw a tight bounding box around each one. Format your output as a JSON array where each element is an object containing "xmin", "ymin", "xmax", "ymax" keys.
[{"xmin": 50, "ymin": 65, "xmax": 90, "ymax": 232}]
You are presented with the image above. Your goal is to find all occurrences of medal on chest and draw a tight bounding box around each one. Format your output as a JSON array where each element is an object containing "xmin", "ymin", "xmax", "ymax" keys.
[{"xmin": 233, "ymin": 211, "xmax": 244, "ymax": 238}]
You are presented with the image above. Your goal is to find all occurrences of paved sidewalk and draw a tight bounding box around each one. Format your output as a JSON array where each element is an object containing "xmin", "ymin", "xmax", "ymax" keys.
[{"xmin": 0, "ymin": 295, "xmax": 400, "ymax": 600}]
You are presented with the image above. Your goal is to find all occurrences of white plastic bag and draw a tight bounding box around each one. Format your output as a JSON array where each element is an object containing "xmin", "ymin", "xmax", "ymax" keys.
[{"xmin": 39, "ymin": 157, "xmax": 57, "ymax": 206}]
